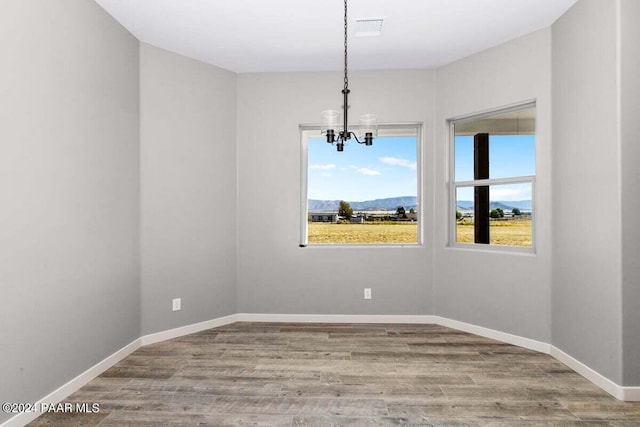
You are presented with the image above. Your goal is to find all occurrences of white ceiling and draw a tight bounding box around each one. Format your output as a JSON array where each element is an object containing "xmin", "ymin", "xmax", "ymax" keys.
[{"xmin": 95, "ymin": 0, "xmax": 577, "ymax": 73}]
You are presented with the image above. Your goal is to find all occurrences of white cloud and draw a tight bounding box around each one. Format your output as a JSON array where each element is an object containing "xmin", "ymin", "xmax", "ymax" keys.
[
  {"xmin": 357, "ymin": 167, "xmax": 381, "ymax": 176},
  {"xmin": 379, "ymin": 156, "xmax": 417, "ymax": 171},
  {"xmin": 490, "ymin": 185, "xmax": 532, "ymax": 201},
  {"xmin": 309, "ymin": 163, "xmax": 336, "ymax": 170}
]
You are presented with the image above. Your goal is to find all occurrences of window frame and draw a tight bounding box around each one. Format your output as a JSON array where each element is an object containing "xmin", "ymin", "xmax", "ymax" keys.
[
  {"xmin": 300, "ymin": 122, "xmax": 424, "ymax": 248},
  {"xmin": 448, "ymin": 101, "xmax": 537, "ymax": 253}
]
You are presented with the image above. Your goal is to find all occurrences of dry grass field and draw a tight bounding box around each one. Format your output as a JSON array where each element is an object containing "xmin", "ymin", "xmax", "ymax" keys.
[
  {"xmin": 307, "ymin": 219, "xmax": 532, "ymax": 246},
  {"xmin": 308, "ymin": 221, "xmax": 418, "ymax": 244},
  {"xmin": 456, "ymin": 219, "xmax": 532, "ymax": 247}
]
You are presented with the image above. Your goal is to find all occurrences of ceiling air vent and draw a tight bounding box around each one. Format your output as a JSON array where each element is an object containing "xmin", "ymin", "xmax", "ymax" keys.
[{"xmin": 354, "ymin": 18, "xmax": 384, "ymax": 37}]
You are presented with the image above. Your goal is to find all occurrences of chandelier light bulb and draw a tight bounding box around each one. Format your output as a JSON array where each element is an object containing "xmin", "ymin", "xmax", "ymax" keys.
[{"xmin": 321, "ymin": 110, "xmax": 341, "ymax": 143}]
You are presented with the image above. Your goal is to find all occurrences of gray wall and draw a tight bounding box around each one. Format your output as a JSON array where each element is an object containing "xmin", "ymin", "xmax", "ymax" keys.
[
  {"xmin": 551, "ymin": 0, "xmax": 622, "ymax": 384},
  {"xmin": 236, "ymin": 70, "xmax": 435, "ymax": 315},
  {"xmin": 0, "ymin": 0, "xmax": 140, "ymax": 421},
  {"xmin": 140, "ymin": 44, "xmax": 237, "ymax": 335},
  {"xmin": 433, "ymin": 29, "xmax": 553, "ymax": 343},
  {"xmin": 620, "ymin": 0, "xmax": 640, "ymax": 387},
  {"xmin": 3, "ymin": 3, "xmax": 638, "ymax": 419}
]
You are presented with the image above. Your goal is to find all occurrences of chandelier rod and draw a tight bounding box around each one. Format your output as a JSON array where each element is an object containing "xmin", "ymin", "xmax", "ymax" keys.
[{"xmin": 342, "ymin": 0, "xmax": 350, "ymax": 138}]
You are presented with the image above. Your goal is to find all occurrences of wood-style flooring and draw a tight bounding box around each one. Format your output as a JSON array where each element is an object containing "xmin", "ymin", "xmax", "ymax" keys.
[{"xmin": 30, "ymin": 322, "xmax": 640, "ymax": 426}]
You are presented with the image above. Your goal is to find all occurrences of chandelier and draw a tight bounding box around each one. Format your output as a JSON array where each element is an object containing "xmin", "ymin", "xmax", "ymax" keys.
[{"xmin": 320, "ymin": 0, "xmax": 377, "ymax": 152}]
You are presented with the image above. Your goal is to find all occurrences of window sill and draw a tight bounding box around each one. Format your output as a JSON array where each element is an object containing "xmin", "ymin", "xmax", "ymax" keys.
[
  {"xmin": 446, "ymin": 243, "xmax": 536, "ymax": 256},
  {"xmin": 300, "ymin": 243, "xmax": 424, "ymax": 249}
]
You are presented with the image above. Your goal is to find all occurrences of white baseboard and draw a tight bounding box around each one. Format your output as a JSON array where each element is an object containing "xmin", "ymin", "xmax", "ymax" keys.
[
  {"xmin": 140, "ymin": 314, "xmax": 238, "ymax": 346},
  {"xmin": 1, "ymin": 338, "xmax": 141, "ymax": 427},
  {"xmin": 550, "ymin": 346, "xmax": 640, "ymax": 401},
  {"xmin": 236, "ymin": 313, "xmax": 437, "ymax": 324},
  {"xmin": 621, "ymin": 387, "xmax": 640, "ymax": 401},
  {"xmin": 434, "ymin": 316, "xmax": 552, "ymax": 354},
  {"xmin": 5, "ymin": 312, "xmax": 639, "ymax": 427}
]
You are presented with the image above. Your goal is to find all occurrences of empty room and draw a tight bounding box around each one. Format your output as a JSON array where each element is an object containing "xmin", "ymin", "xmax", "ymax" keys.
[{"xmin": 2, "ymin": 0, "xmax": 640, "ymax": 425}]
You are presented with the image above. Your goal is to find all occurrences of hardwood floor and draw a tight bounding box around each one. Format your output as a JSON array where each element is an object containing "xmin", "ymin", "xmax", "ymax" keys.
[{"xmin": 29, "ymin": 323, "xmax": 640, "ymax": 426}]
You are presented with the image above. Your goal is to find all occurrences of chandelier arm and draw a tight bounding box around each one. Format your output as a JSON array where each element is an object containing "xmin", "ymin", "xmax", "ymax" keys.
[{"xmin": 349, "ymin": 132, "xmax": 366, "ymax": 144}]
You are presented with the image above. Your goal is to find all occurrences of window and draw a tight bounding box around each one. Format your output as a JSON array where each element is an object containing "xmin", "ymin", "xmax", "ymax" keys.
[
  {"xmin": 301, "ymin": 124, "xmax": 421, "ymax": 246},
  {"xmin": 449, "ymin": 103, "xmax": 535, "ymax": 249}
]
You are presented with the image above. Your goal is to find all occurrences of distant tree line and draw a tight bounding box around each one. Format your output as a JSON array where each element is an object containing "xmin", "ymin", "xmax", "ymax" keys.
[
  {"xmin": 336, "ymin": 201, "xmax": 416, "ymax": 222},
  {"xmin": 457, "ymin": 207, "xmax": 523, "ymax": 220}
]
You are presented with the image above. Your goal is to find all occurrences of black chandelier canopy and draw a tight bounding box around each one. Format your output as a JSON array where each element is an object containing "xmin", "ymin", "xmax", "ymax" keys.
[{"xmin": 320, "ymin": 0, "xmax": 377, "ymax": 152}]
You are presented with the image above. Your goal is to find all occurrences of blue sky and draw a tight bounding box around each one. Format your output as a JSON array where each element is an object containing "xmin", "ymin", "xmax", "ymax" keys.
[
  {"xmin": 307, "ymin": 134, "xmax": 535, "ymax": 202},
  {"xmin": 307, "ymin": 136, "xmax": 417, "ymax": 201},
  {"xmin": 455, "ymin": 135, "xmax": 535, "ymax": 201}
]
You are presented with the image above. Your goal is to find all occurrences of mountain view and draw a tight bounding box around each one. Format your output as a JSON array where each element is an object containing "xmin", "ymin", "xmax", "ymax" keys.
[
  {"xmin": 308, "ymin": 197, "xmax": 532, "ymax": 212},
  {"xmin": 308, "ymin": 197, "xmax": 418, "ymax": 212},
  {"xmin": 456, "ymin": 200, "xmax": 532, "ymax": 211}
]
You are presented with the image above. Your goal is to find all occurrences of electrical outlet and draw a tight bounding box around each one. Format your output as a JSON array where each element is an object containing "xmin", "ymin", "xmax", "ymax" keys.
[
  {"xmin": 364, "ymin": 288, "xmax": 372, "ymax": 300},
  {"xmin": 172, "ymin": 298, "xmax": 181, "ymax": 311}
]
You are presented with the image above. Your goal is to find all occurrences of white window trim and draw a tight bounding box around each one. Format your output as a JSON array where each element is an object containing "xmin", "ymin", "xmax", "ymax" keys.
[
  {"xmin": 447, "ymin": 101, "xmax": 536, "ymax": 254},
  {"xmin": 300, "ymin": 122, "xmax": 424, "ymax": 248}
]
